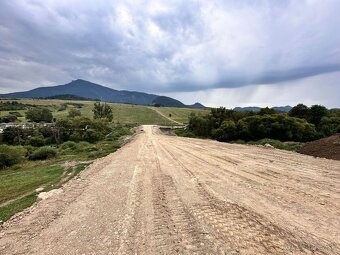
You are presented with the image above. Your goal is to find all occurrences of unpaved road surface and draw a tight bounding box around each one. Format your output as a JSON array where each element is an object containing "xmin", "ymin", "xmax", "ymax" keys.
[{"xmin": 1, "ymin": 126, "xmax": 340, "ymax": 254}]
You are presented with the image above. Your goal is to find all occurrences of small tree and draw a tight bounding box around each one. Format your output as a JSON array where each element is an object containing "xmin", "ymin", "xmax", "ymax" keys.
[
  {"xmin": 289, "ymin": 104, "xmax": 310, "ymax": 119},
  {"xmin": 26, "ymin": 108, "xmax": 53, "ymax": 122},
  {"xmin": 309, "ymin": 105, "xmax": 328, "ymax": 127},
  {"xmin": 259, "ymin": 107, "xmax": 277, "ymax": 115},
  {"xmin": 93, "ymin": 102, "xmax": 113, "ymax": 121},
  {"xmin": 68, "ymin": 108, "xmax": 81, "ymax": 118}
]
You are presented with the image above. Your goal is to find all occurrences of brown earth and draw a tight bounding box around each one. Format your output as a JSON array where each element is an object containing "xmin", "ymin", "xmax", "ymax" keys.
[
  {"xmin": 0, "ymin": 125, "xmax": 339, "ymax": 254},
  {"xmin": 298, "ymin": 134, "xmax": 340, "ymax": 160}
]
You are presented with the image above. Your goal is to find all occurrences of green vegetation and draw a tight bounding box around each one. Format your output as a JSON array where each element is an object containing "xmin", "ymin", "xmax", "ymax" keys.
[
  {"xmin": 0, "ymin": 145, "xmax": 26, "ymax": 168},
  {"xmin": 0, "ymin": 101, "xmax": 28, "ymax": 111},
  {"xmin": 238, "ymin": 139, "xmax": 304, "ymax": 151},
  {"xmin": 149, "ymin": 106, "xmax": 209, "ymax": 124},
  {"xmin": 26, "ymin": 107, "xmax": 53, "ymax": 122},
  {"xmin": 0, "ymin": 114, "xmax": 19, "ymax": 123},
  {"xmin": 28, "ymin": 146, "xmax": 58, "ymax": 160},
  {"xmin": 180, "ymin": 105, "xmax": 340, "ymax": 149},
  {"xmin": 68, "ymin": 108, "xmax": 81, "ymax": 118},
  {"xmin": 109, "ymin": 104, "xmax": 174, "ymax": 125},
  {"xmin": 0, "ymin": 194, "xmax": 37, "ymax": 223},
  {"xmin": 93, "ymin": 102, "xmax": 113, "ymax": 121}
]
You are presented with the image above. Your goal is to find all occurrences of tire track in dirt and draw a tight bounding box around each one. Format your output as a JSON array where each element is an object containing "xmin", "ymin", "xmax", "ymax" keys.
[
  {"xmin": 158, "ymin": 138, "xmax": 339, "ymax": 254},
  {"xmin": 150, "ymin": 139, "xmax": 210, "ymax": 254},
  {"xmin": 166, "ymin": 139, "xmax": 340, "ymax": 210}
]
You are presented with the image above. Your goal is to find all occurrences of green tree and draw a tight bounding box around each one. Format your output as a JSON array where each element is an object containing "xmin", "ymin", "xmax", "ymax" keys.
[
  {"xmin": 289, "ymin": 104, "xmax": 310, "ymax": 119},
  {"xmin": 259, "ymin": 107, "xmax": 277, "ymax": 115},
  {"xmin": 25, "ymin": 108, "xmax": 53, "ymax": 122},
  {"xmin": 93, "ymin": 102, "xmax": 113, "ymax": 121},
  {"xmin": 319, "ymin": 116, "xmax": 340, "ymax": 136},
  {"xmin": 309, "ymin": 105, "xmax": 328, "ymax": 127},
  {"xmin": 68, "ymin": 108, "xmax": 81, "ymax": 118},
  {"xmin": 211, "ymin": 120, "xmax": 237, "ymax": 141}
]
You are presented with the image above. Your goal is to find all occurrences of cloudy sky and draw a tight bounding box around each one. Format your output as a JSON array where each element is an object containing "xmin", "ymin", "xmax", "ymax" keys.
[{"xmin": 0, "ymin": 0, "xmax": 339, "ymax": 107}]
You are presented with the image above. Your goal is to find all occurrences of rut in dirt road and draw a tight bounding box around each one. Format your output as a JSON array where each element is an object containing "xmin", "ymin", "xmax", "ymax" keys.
[{"xmin": 0, "ymin": 125, "xmax": 340, "ymax": 254}]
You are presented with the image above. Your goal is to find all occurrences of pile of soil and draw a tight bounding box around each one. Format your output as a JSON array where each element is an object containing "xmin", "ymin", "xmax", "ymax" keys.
[{"xmin": 298, "ymin": 134, "xmax": 340, "ymax": 160}]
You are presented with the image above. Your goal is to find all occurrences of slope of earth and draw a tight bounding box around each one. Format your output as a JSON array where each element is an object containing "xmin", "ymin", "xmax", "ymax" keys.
[
  {"xmin": 298, "ymin": 134, "xmax": 340, "ymax": 160},
  {"xmin": 149, "ymin": 106, "xmax": 209, "ymax": 124},
  {"xmin": 0, "ymin": 126, "xmax": 339, "ymax": 254}
]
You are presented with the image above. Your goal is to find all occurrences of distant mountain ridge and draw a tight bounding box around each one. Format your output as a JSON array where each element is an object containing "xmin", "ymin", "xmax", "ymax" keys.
[
  {"xmin": 0, "ymin": 79, "xmax": 205, "ymax": 108},
  {"xmin": 234, "ymin": 105, "xmax": 292, "ymax": 112}
]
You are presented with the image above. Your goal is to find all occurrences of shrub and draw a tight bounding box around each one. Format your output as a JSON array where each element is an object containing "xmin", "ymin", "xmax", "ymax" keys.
[
  {"xmin": 68, "ymin": 108, "xmax": 81, "ymax": 118},
  {"xmin": 93, "ymin": 102, "xmax": 113, "ymax": 121},
  {"xmin": 57, "ymin": 104, "xmax": 67, "ymax": 111},
  {"xmin": 75, "ymin": 141, "xmax": 91, "ymax": 151},
  {"xmin": 26, "ymin": 108, "xmax": 53, "ymax": 122},
  {"xmin": 0, "ymin": 145, "xmax": 26, "ymax": 168},
  {"xmin": 0, "ymin": 114, "xmax": 18, "ymax": 123},
  {"xmin": 28, "ymin": 136, "xmax": 45, "ymax": 147},
  {"xmin": 9, "ymin": 111, "xmax": 23, "ymax": 117},
  {"xmin": 60, "ymin": 141, "xmax": 77, "ymax": 150},
  {"xmin": 29, "ymin": 146, "xmax": 57, "ymax": 160}
]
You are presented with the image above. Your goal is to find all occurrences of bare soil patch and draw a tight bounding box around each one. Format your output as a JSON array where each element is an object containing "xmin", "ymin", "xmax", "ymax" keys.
[{"xmin": 298, "ymin": 134, "xmax": 340, "ymax": 160}]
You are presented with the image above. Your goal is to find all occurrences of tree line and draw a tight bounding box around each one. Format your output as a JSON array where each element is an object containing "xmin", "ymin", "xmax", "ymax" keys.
[{"xmin": 186, "ymin": 104, "xmax": 340, "ymax": 142}]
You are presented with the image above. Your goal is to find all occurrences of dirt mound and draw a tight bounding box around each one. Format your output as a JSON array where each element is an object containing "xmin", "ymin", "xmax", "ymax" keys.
[{"xmin": 298, "ymin": 134, "xmax": 340, "ymax": 160}]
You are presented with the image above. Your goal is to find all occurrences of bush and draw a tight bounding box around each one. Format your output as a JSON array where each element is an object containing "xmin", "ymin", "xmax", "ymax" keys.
[
  {"xmin": 27, "ymin": 136, "xmax": 45, "ymax": 147},
  {"xmin": 0, "ymin": 145, "xmax": 26, "ymax": 168},
  {"xmin": 26, "ymin": 108, "xmax": 53, "ymax": 122},
  {"xmin": 93, "ymin": 102, "xmax": 113, "ymax": 121},
  {"xmin": 0, "ymin": 114, "xmax": 18, "ymax": 123},
  {"xmin": 75, "ymin": 141, "xmax": 91, "ymax": 151},
  {"xmin": 29, "ymin": 146, "xmax": 57, "ymax": 160},
  {"xmin": 57, "ymin": 104, "xmax": 67, "ymax": 112},
  {"xmin": 9, "ymin": 111, "xmax": 23, "ymax": 117},
  {"xmin": 68, "ymin": 108, "xmax": 81, "ymax": 118},
  {"xmin": 60, "ymin": 141, "xmax": 78, "ymax": 150}
]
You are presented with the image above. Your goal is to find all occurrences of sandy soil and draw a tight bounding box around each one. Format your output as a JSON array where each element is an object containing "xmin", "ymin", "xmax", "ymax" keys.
[{"xmin": 1, "ymin": 125, "xmax": 339, "ymax": 254}]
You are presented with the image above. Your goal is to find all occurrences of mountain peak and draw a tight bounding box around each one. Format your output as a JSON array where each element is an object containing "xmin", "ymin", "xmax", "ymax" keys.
[
  {"xmin": 0, "ymin": 79, "xmax": 204, "ymax": 108},
  {"xmin": 69, "ymin": 79, "xmax": 91, "ymax": 85}
]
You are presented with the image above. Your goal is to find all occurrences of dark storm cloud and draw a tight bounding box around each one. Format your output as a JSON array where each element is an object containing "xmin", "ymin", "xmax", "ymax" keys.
[{"xmin": 0, "ymin": 0, "xmax": 340, "ymax": 97}]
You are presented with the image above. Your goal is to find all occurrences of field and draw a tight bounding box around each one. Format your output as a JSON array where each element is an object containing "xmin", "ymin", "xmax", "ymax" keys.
[
  {"xmin": 1, "ymin": 126, "xmax": 339, "ymax": 254},
  {"xmin": 0, "ymin": 99, "xmax": 209, "ymax": 125},
  {"xmin": 149, "ymin": 106, "xmax": 209, "ymax": 124}
]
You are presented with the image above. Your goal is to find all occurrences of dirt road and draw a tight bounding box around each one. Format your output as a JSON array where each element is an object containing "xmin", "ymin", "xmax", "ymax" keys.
[
  {"xmin": 149, "ymin": 107, "xmax": 184, "ymax": 125},
  {"xmin": 1, "ymin": 126, "xmax": 340, "ymax": 254}
]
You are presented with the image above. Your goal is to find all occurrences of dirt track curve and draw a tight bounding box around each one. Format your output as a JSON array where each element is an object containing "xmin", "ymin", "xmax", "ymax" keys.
[{"xmin": 1, "ymin": 125, "xmax": 340, "ymax": 254}]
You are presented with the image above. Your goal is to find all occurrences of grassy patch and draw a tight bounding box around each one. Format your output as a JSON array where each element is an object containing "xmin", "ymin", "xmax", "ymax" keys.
[
  {"xmin": 150, "ymin": 107, "xmax": 209, "ymax": 124},
  {"xmin": 240, "ymin": 139, "xmax": 304, "ymax": 151},
  {"xmin": 0, "ymin": 193, "xmax": 37, "ymax": 223},
  {"xmin": 174, "ymin": 128, "xmax": 197, "ymax": 138},
  {"xmin": 0, "ymin": 124, "xmax": 131, "ymax": 223},
  {"xmin": 0, "ymin": 165, "xmax": 64, "ymax": 204},
  {"xmin": 1, "ymin": 99, "xmax": 209, "ymax": 125}
]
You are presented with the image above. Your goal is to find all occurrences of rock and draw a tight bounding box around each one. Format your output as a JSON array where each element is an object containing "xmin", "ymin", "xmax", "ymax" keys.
[
  {"xmin": 35, "ymin": 187, "xmax": 44, "ymax": 193},
  {"xmin": 37, "ymin": 189, "xmax": 63, "ymax": 201},
  {"xmin": 264, "ymin": 143, "xmax": 274, "ymax": 148}
]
